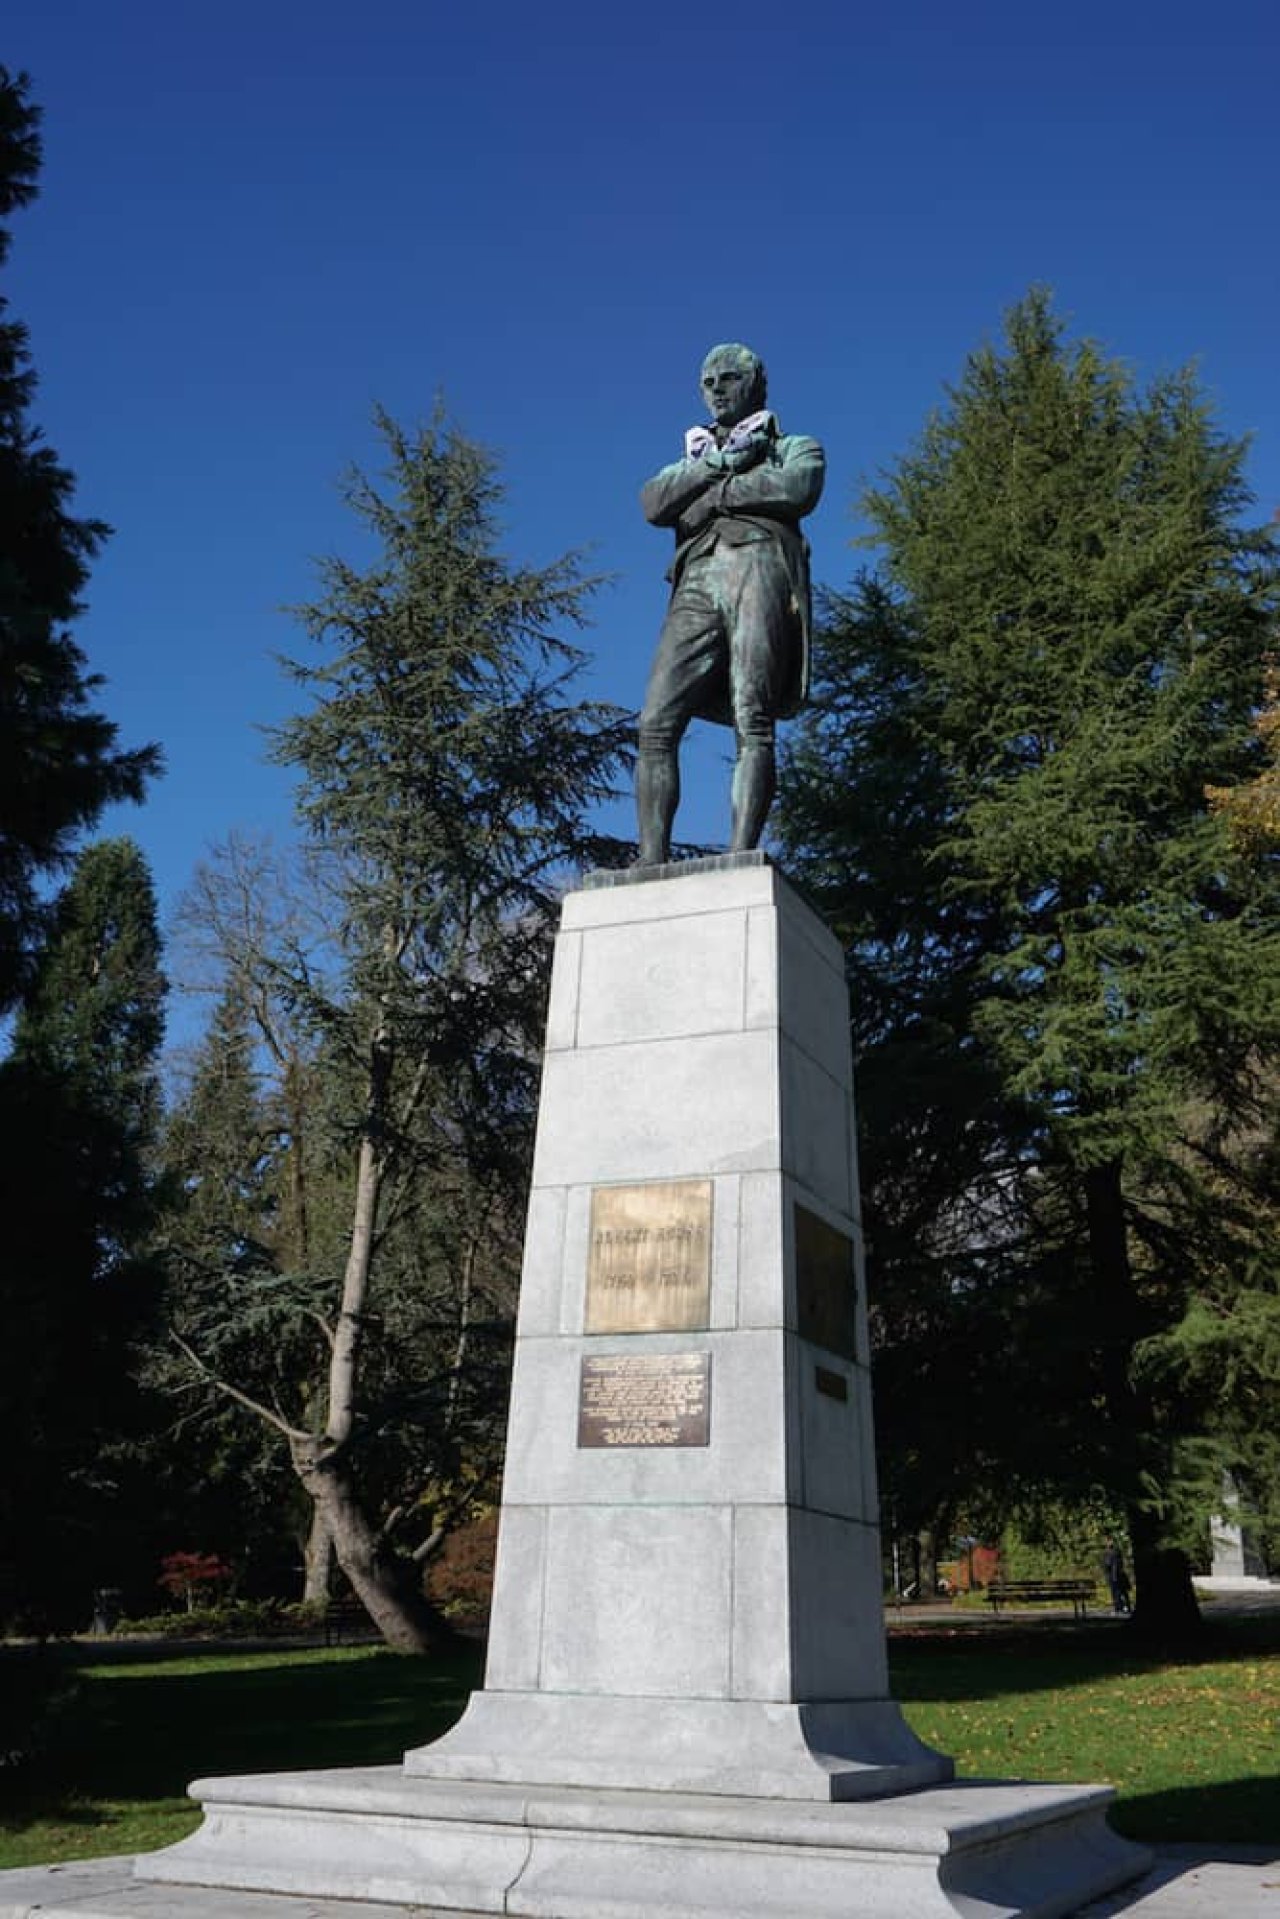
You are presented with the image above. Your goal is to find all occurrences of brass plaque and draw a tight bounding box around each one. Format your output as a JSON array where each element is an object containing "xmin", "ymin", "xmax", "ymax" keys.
[
  {"xmin": 577, "ymin": 1352, "xmax": 711, "ymax": 1449},
  {"xmin": 585, "ymin": 1180, "xmax": 712, "ymax": 1334},
  {"xmin": 795, "ymin": 1203, "xmax": 857, "ymax": 1360},
  {"xmin": 814, "ymin": 1365, "xmax": 849, "ymax": 1402}
]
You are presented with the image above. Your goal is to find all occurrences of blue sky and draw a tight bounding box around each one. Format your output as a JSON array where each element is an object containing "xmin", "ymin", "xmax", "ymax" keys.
[{"xmin": 7, "ymin": 0, "xmax": 1278, "ymax": 1043}]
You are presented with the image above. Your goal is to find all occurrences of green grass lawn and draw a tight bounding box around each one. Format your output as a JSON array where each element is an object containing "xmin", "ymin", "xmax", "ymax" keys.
[
  {"xmin": 890, "ymin": 1615, "xmax": 1280, "ymax": 1845},
  {"xmin": 0, "ymin": 1641, "xmax": 485, "ymax": 1869},
  {"xmin": 1, "ymin": 1614, "xmax": 1276, "ymax": 1870}
]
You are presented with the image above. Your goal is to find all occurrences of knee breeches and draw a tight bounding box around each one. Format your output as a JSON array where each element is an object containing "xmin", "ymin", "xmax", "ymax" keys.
[{"xmin": 639, "ymin": 542, "xmax": 799, "ymax": 749}]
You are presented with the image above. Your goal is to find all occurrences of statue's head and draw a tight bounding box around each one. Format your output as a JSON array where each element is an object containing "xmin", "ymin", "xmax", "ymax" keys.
[{"xmin": 700, "ymin": 342, "xmax": 767, "ymax": 428}]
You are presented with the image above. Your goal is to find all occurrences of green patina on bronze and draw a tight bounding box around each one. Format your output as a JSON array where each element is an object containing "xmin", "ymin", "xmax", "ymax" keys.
[{"xmin": 635, "ymin": 343, "xmax": 825, "ymax": 865}]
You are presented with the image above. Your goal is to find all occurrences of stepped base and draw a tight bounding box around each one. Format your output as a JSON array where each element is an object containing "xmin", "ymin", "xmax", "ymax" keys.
[
  {"xmin": 119, "ymin": 1765, "xmax": 1153, "ymax": 1917},
  {"xmin": 404, "ymin": 1689, "xmax": 951, "ymax": 1799}
]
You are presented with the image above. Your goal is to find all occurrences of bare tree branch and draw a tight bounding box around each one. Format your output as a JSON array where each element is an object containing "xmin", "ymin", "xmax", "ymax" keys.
[{"xmin": 171, "ymin": 1331, "xmax": 312, "ymax": 1442}]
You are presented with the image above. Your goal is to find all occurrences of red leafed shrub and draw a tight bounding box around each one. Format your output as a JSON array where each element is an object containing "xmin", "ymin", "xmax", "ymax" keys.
[
  {"xmin": 971, "ymin": 1544, "xmax": 1002, "ymax": 1589},
  {"xmin": 426, "ymin": 1511, "xmax": 498, "ymax": 1626},
  {"xmin": 158, "ymin": 1551, "xmax": 233, "ymax": 1612}
]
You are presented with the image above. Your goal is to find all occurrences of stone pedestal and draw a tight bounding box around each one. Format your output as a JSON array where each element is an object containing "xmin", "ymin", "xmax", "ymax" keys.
[
  {"xmin": 7, "ymin": 856, "xmax": 1151, "ymax": 1919},
  {"xmin": 404, "ymin": 852, "xmax": 945, "ymax": 1802}
]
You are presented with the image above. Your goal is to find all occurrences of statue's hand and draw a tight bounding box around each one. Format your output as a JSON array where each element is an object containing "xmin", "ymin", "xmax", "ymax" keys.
[
  {"xmin": 723, "ymin": 432, "xmax": 771, "ymax": 473},
  {"xmin": 700, "ymin": 439, "xmax": 765, "ymax": 477}
]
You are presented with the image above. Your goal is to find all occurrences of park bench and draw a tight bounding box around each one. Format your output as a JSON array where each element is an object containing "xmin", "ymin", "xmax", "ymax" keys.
[
  {"xmin": 322, "ymin": 1592, "xmax": 371, "ymax": 1644},
  {"xmin": 985, "ymin": 1578, "xmax": 1097, "ymax": 1620}
]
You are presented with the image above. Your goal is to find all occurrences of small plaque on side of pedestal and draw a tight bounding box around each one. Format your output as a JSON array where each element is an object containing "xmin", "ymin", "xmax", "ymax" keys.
[
  {"xmin": 795, "ymin": 1203, "xmax": 857, "ymax": 1360},
  {"xmin": 578, "ymin": 1351, "xmax": 711, "ymax": 1448},
  {"xmin": 585, "ymin": 1179, "xmax": 712, "ymax": 1333},
  {"xmin": 815, "ymin": 1364, "xmax": 849, "ymax": 1401}
]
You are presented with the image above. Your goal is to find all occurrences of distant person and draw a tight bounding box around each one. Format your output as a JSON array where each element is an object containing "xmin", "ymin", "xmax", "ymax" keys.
[{"xmin": 1102, "ymin": 1539, "xmax": 1132, "ymax": 1615}]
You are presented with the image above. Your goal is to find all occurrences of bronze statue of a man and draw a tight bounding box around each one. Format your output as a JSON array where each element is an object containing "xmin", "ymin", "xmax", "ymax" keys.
[{"xmin": 636, "ymin": 343, "xmax": 824, "ymax": 865}]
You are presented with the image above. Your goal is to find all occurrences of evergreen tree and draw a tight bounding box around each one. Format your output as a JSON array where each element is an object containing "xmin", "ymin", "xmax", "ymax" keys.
[
  {"xmin": 165, "ymin": 985, "xmax": 277, "ymax": 1269},
  {"xmin": 780, "ymin": 290, "xmax": 1280, "ymax": 1635},
  {"xmin": 151, "ymin": 983, "xmax": 317, "ymax": 1598},
  {"xmin": 1193, "ymin": 674, "xmax": 1280, "ymax": 1566},
  {"xmin": 0, "ymin": 838, "xmax": 166, "ymax": 1629},
  {"xmin": 171, "ymin": 412, "xmax": 630, "ymax": 1648},
  {"xmin": 0, "ymin": 69, "xmax": 160, "ymax": 1011},
  {"xmin": 159, "ymin": 926, "xmax": 525, "ymax": 1609}
]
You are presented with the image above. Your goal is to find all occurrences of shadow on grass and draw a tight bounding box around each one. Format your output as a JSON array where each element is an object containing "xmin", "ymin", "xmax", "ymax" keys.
[
  {"xmin": 888, "ymin": 1610, "xmax": 1280, "ymax": 1705},
  {"xmin": 1109, "ymin": 1775, "xmax": 1280, "ymax": 1846},
  {"xmin": 4, "ymin": 1620, "xmax": 1277, "ymax": 1853},
  {"xmin": 0, "ymin": 1643, "xmax": 483, "ymax": 1833}
]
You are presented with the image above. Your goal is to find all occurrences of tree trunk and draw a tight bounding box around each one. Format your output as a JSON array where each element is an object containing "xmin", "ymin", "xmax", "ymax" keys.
[
  {"xmin": 918, "ymin": 1528, "xmax": 939, "ymax": 1599},
  {"xmin": 280, "ymin": 1048, "xmax": 311, "ymax": 1269},
  {"xmin": 327, "ymin": 1115, "xmax": 383, "ymax": 1454},
  {"xmin": 1126, "ymin": 1503, "xmax": 1202, "ymax": 1644},
  {"xmin": 292, "ymin": 1017, "xmax": 458, "ymax": 1654},
  {"xmin": 1083, "ymin": 1159, "xmax": 1202, "ymax": 1642},
  {"xmin": 302, "ymin": 1502, "xmax": 335, "ymax": 1603},
  {"xmin": 293, "ymin": 1437, "xmax": 449, "ymax": 1653},
  {"xmin": 445, "ymin": 1229, "xmax": 478, "ymax": 1434}
]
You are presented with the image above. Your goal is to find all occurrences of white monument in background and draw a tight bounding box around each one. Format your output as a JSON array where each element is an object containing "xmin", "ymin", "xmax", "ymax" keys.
[{"xmin": 1201, "ymin": 1471, "xmax": 1274, "ymax": 1592}]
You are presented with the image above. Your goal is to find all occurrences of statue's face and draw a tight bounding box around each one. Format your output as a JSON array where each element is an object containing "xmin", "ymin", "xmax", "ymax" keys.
[{"xmin": 700, "ymin": 356, "xmax": 756, "ymax": 430}]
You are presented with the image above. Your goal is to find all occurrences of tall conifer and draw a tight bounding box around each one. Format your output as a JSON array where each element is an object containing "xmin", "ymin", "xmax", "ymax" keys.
[
  {"xmin": 781, "ymin": 290, "xmax": 1280, "ymax": 1633},
  {"xmin": 0, "ymin": 839, "xmax": 166, "ymax": 1628},
  {"xmin": 0, "ymin": 69, "xmax": 159, "ymax": 1009},
  {"xmin": 172, "ymin": 411, "xmax": 630, "ymax": 1648}
]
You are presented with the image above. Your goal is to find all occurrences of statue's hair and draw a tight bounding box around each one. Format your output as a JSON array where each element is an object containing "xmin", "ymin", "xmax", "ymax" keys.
[{"xmin": 701, "ymin": 342, "xmax": 767, "ymax": 410}]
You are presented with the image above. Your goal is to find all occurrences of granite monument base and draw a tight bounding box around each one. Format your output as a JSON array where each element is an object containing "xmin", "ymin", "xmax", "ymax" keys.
[{"xmin": 8, "ymin": 1774, "xmax": 1147, "ymax": 1919}]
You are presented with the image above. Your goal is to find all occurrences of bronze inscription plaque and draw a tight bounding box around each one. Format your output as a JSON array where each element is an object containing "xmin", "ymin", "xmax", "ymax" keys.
[
  {"xmin": 577, "ymin": 1352, "xmax": 711, "ymax": 1449},
  {"xmin": 585, "ymin": 1180, "xmax": 712, "ymax": 1334},
  {"xmin": 795, "ymin": 1203, "xmax": 857, "ymax": 1360}
]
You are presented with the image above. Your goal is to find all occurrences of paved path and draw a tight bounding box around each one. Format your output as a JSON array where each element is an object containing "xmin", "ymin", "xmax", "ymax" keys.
[
  {"xmin": 1077, "ymin": 1843, "xmax": 1280, "ymax": 1916},
  {"xmin": 885, "ymin": 1583, "xmax": 1280, "ymax": 1631}
]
